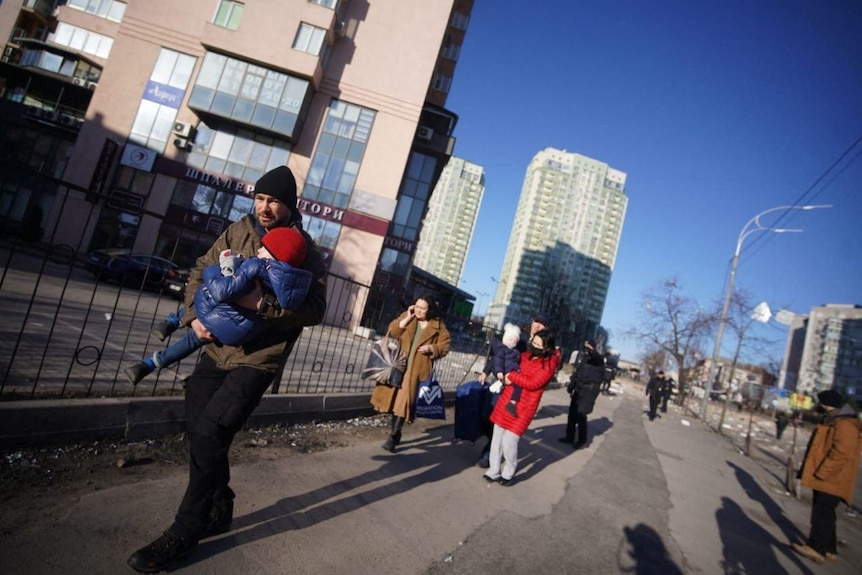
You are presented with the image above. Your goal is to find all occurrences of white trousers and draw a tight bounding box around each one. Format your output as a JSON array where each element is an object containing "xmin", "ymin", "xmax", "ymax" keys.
[{"xmin": 487, "ymin": 423, "xmax": 520, "ymax": 480}]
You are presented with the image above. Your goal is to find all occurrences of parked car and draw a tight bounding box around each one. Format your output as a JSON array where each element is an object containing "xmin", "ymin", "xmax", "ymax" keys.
[
  {"xmin": 163, "ymin": 267, "xmax": 190, "ymax": 300},
  {"xmin": 85, "ymin": 250, "xmax": 182, "ymax": 291}
]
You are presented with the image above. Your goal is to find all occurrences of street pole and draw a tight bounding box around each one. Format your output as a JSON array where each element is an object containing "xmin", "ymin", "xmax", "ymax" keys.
[{"xmin": 698, "ymin": 204, "xmax": 831, "ymax": 422}]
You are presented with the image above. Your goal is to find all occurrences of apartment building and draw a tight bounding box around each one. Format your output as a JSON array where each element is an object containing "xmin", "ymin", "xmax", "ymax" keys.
[
  {"xmin": 486, "ymin": 147, "xmax": 627, "ymax": 346},
  {"xmin": 781, "ymin": 304, "xmax": 862, "ymax": 399},
  {"xmin": 412, "ymin": 156, "xmax": 484, "ymax": 288},
  {"xmin": 0, "ymin": 0, "xmax": 473, "ymax": 332}
]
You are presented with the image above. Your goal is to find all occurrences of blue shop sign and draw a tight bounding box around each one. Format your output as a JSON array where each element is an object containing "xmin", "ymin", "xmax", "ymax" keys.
[{"xmin": 143, "ymin": 81, "xmax": 185, "ymax": 109}]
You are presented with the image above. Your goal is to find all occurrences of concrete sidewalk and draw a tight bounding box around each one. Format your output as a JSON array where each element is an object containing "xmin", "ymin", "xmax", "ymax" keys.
[{"xmin": 1, "ymin": 381, "xmax": 859, "ymax": 574}]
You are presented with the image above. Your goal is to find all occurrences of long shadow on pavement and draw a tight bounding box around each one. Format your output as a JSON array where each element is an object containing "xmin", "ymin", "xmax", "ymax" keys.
[
  {"xmin": 717, "ymin": 496, "xmax": 814, "ymax": 575},
  {"xmin": 179, "ymin": 420, "xmax": 569, "ymax": 568},
  {"xmin": 623, "ymin": 523, "xmax": 684, "ymax": 575},
  {"xmin": 724, "ymin": 462, "xmax": 813, "ymax": 574}
]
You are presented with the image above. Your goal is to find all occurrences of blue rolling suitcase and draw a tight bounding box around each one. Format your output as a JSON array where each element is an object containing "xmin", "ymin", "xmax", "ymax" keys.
[{"xmin": 454, "ymin": 380, "xmax": 486, "ymax": 443}]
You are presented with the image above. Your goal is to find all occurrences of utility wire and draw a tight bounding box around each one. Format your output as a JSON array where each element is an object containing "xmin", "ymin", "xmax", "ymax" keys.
[{"xmin": 738, "ymin": 134, "xmax": 862, "ymax": 265}]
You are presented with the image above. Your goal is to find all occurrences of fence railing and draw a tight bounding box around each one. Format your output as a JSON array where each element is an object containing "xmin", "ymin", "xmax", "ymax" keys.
[{"xmin": 0, "ymin": 237, "xmax": 490, "ymax": 400}]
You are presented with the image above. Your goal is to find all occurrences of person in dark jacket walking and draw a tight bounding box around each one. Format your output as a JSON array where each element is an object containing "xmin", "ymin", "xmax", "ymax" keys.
[
  {"xmin": 559, "ymin": 339, "xmax": 605, "ymax": 448},
  {"xmin": 127, "ymin": 166, "xmax": 327, "ymax": 574},
  {"xmin": 645, "ymin": 370, "xmax": 665, "ymax": 420},
  {"xmin": 123, "ymin": 227, "xmax": 311, "ymax": 385},
  {"xmin": 659, "ymin": 376, "xmax": 674, "ymax": 413},
  {"xmin": 792, "ymin": 389, "xmax": 862, "ymax": 564}
]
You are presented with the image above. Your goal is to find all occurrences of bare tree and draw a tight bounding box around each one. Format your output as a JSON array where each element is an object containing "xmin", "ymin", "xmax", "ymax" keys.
[
  {"xmin": 624, "ymin": 278, "xmax": 714, "ymax": 404},
  {"xmin": 717, "ymin": 288, "xmax": 780, "ymax": 432}
]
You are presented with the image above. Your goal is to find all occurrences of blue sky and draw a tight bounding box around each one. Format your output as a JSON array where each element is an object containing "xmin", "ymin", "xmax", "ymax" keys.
[{"xmin": 445, "ymin": 1, "xmax": 862, "ymax": 363}]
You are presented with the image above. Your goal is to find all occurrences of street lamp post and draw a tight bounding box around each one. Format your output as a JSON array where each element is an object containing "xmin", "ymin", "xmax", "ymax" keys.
[{"xmin": 698, "ymin": 204, "xmax": 831, "ymax": 422}]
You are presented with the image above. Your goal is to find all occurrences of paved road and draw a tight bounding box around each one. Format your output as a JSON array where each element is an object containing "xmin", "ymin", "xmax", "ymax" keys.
[{"xmin": 1, "ymin": 380, "xmax": 860, "ymax": 574}]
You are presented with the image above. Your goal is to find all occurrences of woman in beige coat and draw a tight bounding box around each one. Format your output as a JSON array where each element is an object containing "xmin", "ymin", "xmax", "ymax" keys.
[
  {"xmin": 370, "ymin": 295, "xmax": 451, "ymax": 452},
  {"xmin": 792, "ymin": 389, "xmax": 862, "ymax": 564}
]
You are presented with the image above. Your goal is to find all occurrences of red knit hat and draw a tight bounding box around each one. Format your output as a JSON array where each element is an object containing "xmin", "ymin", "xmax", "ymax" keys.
[{"xmin": 260, "ymin": 227, "xmax": 307, "ymax": 266}]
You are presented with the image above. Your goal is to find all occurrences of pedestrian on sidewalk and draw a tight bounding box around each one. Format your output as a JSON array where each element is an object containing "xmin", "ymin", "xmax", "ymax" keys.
[
  {"xmin": 483, "ymin": 328, "xmax": 559, "ymax": 486},
  {"xmin": 645, "ymin": 370, "xmax": 665, "ymax": 421},
  {"xmin": 559, "ymin": 339, "xmax": 604, "ymax": 449},
  {"xmin": 791, "ymin": 389, "xmax": 862, "ymax": 565},
  {"xmin": 126, "ymin": 166, "xmax": 328, "ymax": 574},
  {"xmin": 659, "ymin": 376, "xmax": 673, "ymax": 413},
  {"xmin": 475, "ymin": 313, "xmax": 551, "ymax": 467},
  {"xmin": 371, "ymin": 295, "xmax": 451, "ymax": 453}
]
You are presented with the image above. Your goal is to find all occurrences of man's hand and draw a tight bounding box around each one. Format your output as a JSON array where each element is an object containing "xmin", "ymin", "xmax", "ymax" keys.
[
  {"xmin": 477, "ymin": 372, "xmax": 487, "ymax": 384},
  {"xmin": 235, "ymin": 280, "xmax": 264, "ymax": 311},
  {"xmin": 190, "ymin": 319, "xmax": 213, "ymax": 342}
]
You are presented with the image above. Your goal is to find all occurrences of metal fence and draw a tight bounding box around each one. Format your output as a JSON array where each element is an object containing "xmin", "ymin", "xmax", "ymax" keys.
[{"xmin": 0, "ymin": 236, "xmax": 490, "ymax": 400}]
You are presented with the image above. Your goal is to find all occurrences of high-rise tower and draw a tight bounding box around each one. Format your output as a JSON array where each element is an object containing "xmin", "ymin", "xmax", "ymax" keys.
[
  {"xmin": 413, "ymin": 156, "xmax": 484, "ymax": 287},
  {"xmin": 487, "ymin": 148, "xmax": 627, "ymax": 343}
]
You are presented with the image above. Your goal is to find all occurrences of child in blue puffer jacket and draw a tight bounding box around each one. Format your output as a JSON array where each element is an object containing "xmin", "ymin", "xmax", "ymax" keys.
[{"xmin": 123, "ymin": 226, "xmax": 311, "ymax": 385}]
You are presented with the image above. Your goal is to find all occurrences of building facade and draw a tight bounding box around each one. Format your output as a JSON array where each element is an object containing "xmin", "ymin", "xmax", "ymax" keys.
[
  {"xmin": 412, "ymin": 155, "xmax": 484, "ymax": 287},
  {"xmin": 0, "ymin": 0, "xmax": 474, "ymax": 334},
  {"xmin": 486, "ymin": 147, "xmax": 627, "ymax": 348},
  {"xmin": 782, "ymin": 304, "xmax": 862, "ymax": 400}
]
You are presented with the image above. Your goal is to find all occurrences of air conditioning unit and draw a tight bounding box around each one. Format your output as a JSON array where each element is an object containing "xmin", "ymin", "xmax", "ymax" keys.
[
  {"xmin": 417, "ymin": 126, "xmax": 434, "ymax": 141},
  {"xmin": 334, "ymin": 20, "xmax": 346, "ymax": 37},
  {"xmin": 85, "ymin": 81, "xmax": 97, "ymax": 89},
  {"xmin": 173, "ymin": 121, "xmax": 193, "ymax": 138},
  {"xmin": 72, "ymin": 77, "xmax": 86, "ymax": 86},
  {"xmin": 60, "ymin": 114, "xmax": 78, "ymax": 127},
  {"xmin": 173, "ymin": 137, "xmax": 192, "ymax": 152},
  {"xmin": 43, "ymin": 111, "xmax": 59, "ymax": 123}
]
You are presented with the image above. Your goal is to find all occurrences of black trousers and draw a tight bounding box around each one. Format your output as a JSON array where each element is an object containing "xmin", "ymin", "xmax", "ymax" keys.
[
  {"xmin": 169, "ymin": 353, "xmax": 274, "ymax": 539},
  {"xmin": 648, "ymin": 394, "xmax": 660, "ymax": 418},
  {"xmin": 565, "ymin": 393, "xmax": 588, "ymax": 446},
  {"xmin": 660, "ymin": 392, "xmax": 670, "ymax": 412},
  {"xmin": 809, "ymin": 490, "xmax": 841, "ymax": 555}
]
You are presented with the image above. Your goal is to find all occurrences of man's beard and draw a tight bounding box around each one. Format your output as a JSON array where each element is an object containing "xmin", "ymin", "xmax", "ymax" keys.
[{"xmin": 256, "ymin": 212, "xmax": 288, "ymax": 230}]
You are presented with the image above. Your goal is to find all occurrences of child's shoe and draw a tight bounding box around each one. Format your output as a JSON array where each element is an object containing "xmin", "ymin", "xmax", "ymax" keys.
[
  {"xmin": 124, "ymin": 361, "xmax": 153, "ymax": 385},
  {"xmin": 151, "ymin": 319, "xmax": 178, "ymax": 342}
]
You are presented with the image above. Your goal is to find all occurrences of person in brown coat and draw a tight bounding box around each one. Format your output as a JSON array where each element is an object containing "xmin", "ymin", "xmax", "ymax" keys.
[
  {"xmin": 370, "ymin": 295, "xmax": 451, "ymax": 452},
  {"xmin": 792, "ymin": 389, "xmax": 862, "ymax": 564}
]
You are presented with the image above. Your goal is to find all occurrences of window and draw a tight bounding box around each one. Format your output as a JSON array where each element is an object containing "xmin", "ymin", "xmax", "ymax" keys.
[
  {"xmin": 67, "ymin": 0, "xmax": 126, "ymax": 22},
  {"xmin": 170, "ymin": 179, "xmax": 253, "ymax": 223},
  {"xmin": 303, "ymin": 215, "xmax": 341, "ymax": 251},
  {"xmin": 51, "ymin": 23, "xmax": 114, "ymax": 59},
  {"xmin": 432, "ymin": 73, "xmax": 452, "ymax": 93},
  {"xmin": 441, "ymin": 41, "xmax": 460, "ymax": 61},
  {"xmin": 450, "ymin": 12, "xmax": 470, "ymax": 31},
  {"xmin": 128, "ymin": 49, "xmax": 197, "ymax": 153},
  {"xmin": 213, "ymin": 0, "xmax": 244, "ymax": 30},
  {"xmin": 303, "ymin": 100, "xmax": 375, "ymax": 209},
  {"xmin": 293, "ymin": 23, "xmax": 326, "ymax": 56},
  {"xmin": 308, "ymin": 0, "xmax": 337, "ymax": 8},
  {"xmin": 187, "ymin": 122, "xmax": 291, "ymax": 184},
  {"xmin": 390, "ymin": 152, "xmax": 437, "ymax": 241},
  {"xmin": 188, "ymin": 51, "xmax": 310, "ymax": 139}
]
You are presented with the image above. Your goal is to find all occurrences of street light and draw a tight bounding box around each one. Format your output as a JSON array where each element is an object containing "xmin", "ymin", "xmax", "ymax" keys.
[{"xmin": 698, "ymin": 204, "xmax": 831, "ymax": 422}]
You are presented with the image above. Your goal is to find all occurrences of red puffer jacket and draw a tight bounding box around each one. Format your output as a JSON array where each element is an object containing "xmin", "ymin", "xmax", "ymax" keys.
[{"xmin": 490, "ymin": 349, "xmax": 560, "ymax": 436}]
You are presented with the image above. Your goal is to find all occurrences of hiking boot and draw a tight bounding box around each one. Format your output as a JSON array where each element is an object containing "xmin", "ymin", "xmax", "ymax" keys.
[
  {"xmin": 124, "ymin": 362, "xmax": 153, "ymax": 386},
  {"xmin": 151, "ymin": 319, "xmax": 177, "ymax": 342},
  {"xmin": 791, "ymin": 542, "xmax": 825, "ymax": 564},
  {"xmin": 203, "ymin": 501, "xmax": 233, "ymax": 537},
  {"xmin": 127, "ymin": 530, "xmax": 197, "ymax": 573}
]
